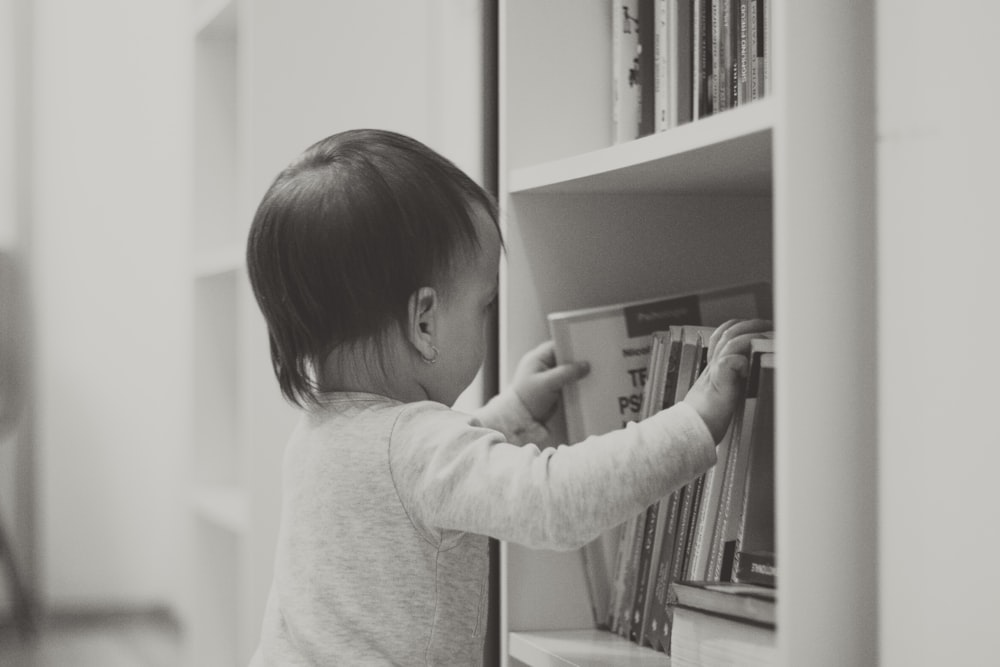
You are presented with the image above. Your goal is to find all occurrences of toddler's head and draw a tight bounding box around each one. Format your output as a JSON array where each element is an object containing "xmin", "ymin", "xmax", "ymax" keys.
[{"xmin": 247, "ymin": 129, "xmax": 501, "ymax": 408}]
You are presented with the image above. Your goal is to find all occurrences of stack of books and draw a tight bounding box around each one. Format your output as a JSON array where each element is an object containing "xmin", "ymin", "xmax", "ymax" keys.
[
  {"xmin": 613, "ymin": 0, "xmax": 772, "ymax": 142},
  {"xmin": 668, "ymin": 580, "xmax": 776, "ymax": 666},
  {"xmin": 548, "ymin": 282, "xmax": 776, "ymax": 656}
]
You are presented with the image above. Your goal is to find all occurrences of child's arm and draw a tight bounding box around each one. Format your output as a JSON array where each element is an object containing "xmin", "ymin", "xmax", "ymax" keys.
[{"xmin": 389, "ymin": 320, "xmax": 770, "ymax": 551}]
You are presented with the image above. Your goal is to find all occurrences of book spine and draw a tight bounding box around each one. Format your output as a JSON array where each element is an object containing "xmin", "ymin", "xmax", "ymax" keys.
[
  {"xmin": 654, "ymin": 0, "xmax": 670, "ymax": 132},
  {"xmin": 630, "ymin": 502, "xmax": 660, "ymax": 640},
  {"xmin": 617, "ymin": 510, "xmax": 646, "ymax": 638},
  {"xmin": 696, "ymin": 0, "xmax": 711, "ymax": 118},
  {"xmin": 675, "ymin": 0, "xmax": 693, "ymax": 125},
  {"xmin": 710, "ymin": 0, "xmax": 721, "ymax": 115},
  {"xmin": 763, "ymin": 0, "xmax": 770, "ymax": 96},
  {"xmin": 613, "ymin": 0, "xmax": 643, "ymax": 142},
  {"xmin": 749, "ymin": 0, "xmax": 759, "ymax": 101},
  {"xmin": 639, "ymin": 0, "xmax": 656, "ymax": 136},
  {"xmin": 734, "ymin": 550, "xmax": 777, "ymax": 587},
  {"xmin": 738, "ymin": 0, "xmax": 749, "ymax": 105},
  {"xmin": 644, "ymin": 491, "xmax": 681, "ymax": 652},
  {"xmin": 727, "ymin": 0, "xmax": 738, "ymax": 110}
]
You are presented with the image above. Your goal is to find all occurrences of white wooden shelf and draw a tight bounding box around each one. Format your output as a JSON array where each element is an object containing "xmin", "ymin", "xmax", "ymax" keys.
[
  {"xmin": 509, "ymin": 99, "xmax": 774, "ymax": 196},
  {"xmin": 193, "ymin": 0, "xmax": 236, "ymax": 38},
  {"xmin": 193, "ymin": 485, "xmax": 250, "ymax": 535},
  {"xmin": 510, "ymin": 630, "xmax": 668, "ymax": 667}
]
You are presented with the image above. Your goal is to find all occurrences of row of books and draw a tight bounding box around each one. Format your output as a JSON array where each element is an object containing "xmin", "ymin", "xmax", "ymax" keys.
[
  {"xmin": 614, "ymin": 0, "xmax": 771, "ymax": 142},
  {"xmin": 547, "ymin": 282, "xmax": 776, "ymax": 657}
]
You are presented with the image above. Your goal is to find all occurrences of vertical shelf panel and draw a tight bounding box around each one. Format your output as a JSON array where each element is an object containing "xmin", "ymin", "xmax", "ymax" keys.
[
  {"xmin": 193, "ymin": 17, "xmax": 239, "ymax": 254},
  {"xmin": 193, "ymin": 270, "xmax": 240, "ymax": 487}
]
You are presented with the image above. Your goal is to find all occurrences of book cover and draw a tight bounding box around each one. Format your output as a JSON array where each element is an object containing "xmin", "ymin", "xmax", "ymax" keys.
[{"xmin": 668, "ymin": 580, "xmax": 776, "ymax": 626}]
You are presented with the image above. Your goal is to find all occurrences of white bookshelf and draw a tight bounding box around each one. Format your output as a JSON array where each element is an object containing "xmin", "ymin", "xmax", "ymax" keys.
[
  {"xmin": 497, "ymin": 2, "xmax": 876, "ymax": 666},
  {"xmin": 189, "ymin": 0, "xmax": 249, "ymax": 663}
]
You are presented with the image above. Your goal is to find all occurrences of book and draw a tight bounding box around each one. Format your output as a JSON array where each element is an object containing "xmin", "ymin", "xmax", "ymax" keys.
[
  {"xmin": 674, "ymin": 0, "xmax": 693, "ymax": 125},
  {"xmin": 706, "ymin": 335, "xmax": 773, "ymax": 582},
  {"xmin": 669, "ymin": 580, "xmax": 776, "ymax": 626},
  {"xmin": 653, "ymin": 0, "xmax": 671, "ymax": 132},
  {"xmin": 638, "ymin": 0, "xmax": 656, "ymax": 136},
  {"xmin": 668, "ymin": 581, "xmax": 776, "ymax": 664},
  {"xmin": 731, "ymin": 349, "xmax": 775, "ymax": 584},
  {"xmin": 613, "ymin": 0, "xmax": 647, "ymax": 142},
  {"xmin": 733, "ymin": 549, "xmax": 776, "ymax": 587},
  {"xmin": 670, "ymin": 606, "xmax": 777, "ymax": 666}
]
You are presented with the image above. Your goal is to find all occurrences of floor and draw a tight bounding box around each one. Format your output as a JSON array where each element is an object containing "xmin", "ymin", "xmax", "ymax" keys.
[{"xmin": 0, "ymin": 612, "xmax": 183, "ymax": 667}]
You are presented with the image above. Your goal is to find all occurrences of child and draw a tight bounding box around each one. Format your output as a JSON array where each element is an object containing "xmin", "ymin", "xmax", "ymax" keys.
[{"xmin": 245, "ymin": 129, "xmax": 769, "ymax": 666}]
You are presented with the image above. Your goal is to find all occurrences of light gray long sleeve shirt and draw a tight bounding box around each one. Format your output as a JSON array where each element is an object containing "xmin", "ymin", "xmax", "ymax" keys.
[{"xmin": 248, "ymin": 389, "xmax": 715, "ymax": 666}]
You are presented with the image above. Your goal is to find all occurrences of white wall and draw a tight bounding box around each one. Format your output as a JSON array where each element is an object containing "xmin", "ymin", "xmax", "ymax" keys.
[
  {"xmin": 878, "ymin": 1, "xmax": 1000, "ymax": 665},
  {"xmin": 30, "ymin": 0, "xmax": 190, "ymax": 611}
]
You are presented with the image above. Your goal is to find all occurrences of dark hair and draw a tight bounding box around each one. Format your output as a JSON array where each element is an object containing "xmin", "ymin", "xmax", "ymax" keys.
[{"xmin": 246, "ymin": 129, "xmax": 499, "ymax": 407}]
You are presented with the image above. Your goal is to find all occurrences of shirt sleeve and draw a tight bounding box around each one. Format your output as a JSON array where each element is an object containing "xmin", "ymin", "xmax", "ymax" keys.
[
  {"xmin": 468, "ymin": 389, "xmax": 553, "ymax": 447},
  {"xmin": 388, "ymin": 400, "xmax": 716, "ymax": 551}
]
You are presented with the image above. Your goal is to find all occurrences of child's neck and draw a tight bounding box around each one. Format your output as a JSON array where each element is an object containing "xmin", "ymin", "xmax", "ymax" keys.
[{"xmin": 319, "ymin": 340, "xmax": 427, "ymax": 403}]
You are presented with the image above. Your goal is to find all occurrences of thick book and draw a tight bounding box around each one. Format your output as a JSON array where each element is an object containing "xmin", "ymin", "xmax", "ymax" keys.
[
  {"xmin": 670, "ymin": 605, "xmax": 777, "ymax": 666},
  {"xmin": 668, "ymin": 580, "xmax": 776, "ymax": 626}
]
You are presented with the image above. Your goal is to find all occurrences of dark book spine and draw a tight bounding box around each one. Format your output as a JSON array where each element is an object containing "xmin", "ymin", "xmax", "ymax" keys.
[
  {"xmin": 734, "ymin": 550, "xmax": 777, "ymax": 587},
  {"xmin": 645, "ymin": 491, "xmax": 682, "ymax": 652},
  {"xmin": 630, "ymin": 503, "xmax": 660, "ymax": 640}
]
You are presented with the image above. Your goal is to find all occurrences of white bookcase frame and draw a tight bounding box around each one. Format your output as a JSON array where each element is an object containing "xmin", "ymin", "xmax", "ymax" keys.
[{"xmin": 497, "ymin": 2, "xmax": 876, "ymax": 666}]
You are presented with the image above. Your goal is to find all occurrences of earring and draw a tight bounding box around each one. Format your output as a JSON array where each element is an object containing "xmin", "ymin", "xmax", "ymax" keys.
[{"xmin": 422, "ymin": 345, "xmax": 439, "ymax": 365}]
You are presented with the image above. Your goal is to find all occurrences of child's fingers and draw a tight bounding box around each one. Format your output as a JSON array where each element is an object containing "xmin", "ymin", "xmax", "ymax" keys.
[
  {"xmin": 527, "ymin": 340, "xmax": 557, "ymax": 368},
  {"xmin": 710, "ymin": 319, "xmax": 772, "ymax": 361},
  {"xmin": 535, "ymin": 360, "xmax": 590, "ymax": 392},
  {"xmin": 714, "ymin": 329, "xmax": 772, "ymax": 361},
  {"xmin": 707, "ymin": 319, "xmax": 742, "ymax": 361}
]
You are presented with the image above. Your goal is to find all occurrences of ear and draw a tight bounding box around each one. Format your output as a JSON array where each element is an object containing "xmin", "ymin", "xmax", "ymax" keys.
[{"xmin": 407, "ymin": 286, "xmax": 439, "ymax": 361}]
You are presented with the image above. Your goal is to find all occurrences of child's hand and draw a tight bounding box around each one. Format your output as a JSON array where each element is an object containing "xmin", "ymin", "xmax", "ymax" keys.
[
  {"xmin": 683, "ymin": 319, "xmax": 773, "ymax": 443},
  {"xmin": 512, "ymin": 340, "xmax": 590, "ymax": 423}
]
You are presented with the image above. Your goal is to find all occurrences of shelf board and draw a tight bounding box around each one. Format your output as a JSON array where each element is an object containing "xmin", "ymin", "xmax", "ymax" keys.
[
  {"xmin": 509, "ymin": 629, "xmax": 669, "ymax": 667},
  {"xmin": 509, "ymin": 98, "xmax": 774, "ymax": 196},
  {"xmin": 193, "ymin": 0, "xmax": 237, "ymax": 39},
  {"xmin": 193, "ymin": 485, "xmax": 249, "ymax": 534},
  {"xmin": 194, "ymin": 244, "xmax": 243, "ymax": 278}
]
